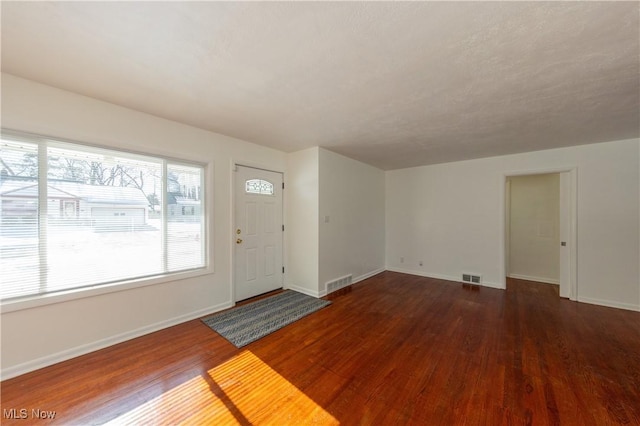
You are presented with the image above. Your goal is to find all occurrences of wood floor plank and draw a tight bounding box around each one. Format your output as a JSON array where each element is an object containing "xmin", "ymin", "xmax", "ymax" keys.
[{"xmin": 2, "ymin": 272, "xmax": 640, "ymax": 425}]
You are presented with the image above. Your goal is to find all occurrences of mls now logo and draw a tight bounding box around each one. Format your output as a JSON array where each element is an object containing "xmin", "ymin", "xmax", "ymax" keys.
[{"xmin": 3, "ymin": 408, "xmax": 56, "ymax": 420}]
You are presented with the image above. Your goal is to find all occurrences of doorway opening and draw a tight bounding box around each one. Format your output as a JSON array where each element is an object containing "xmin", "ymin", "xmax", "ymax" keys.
[{"xmin": 502, "ymin": 168, "xmax": 577, "ymax": 300}]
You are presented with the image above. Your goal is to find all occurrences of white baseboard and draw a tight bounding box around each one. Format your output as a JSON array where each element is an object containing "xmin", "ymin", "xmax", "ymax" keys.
[
  {"xmin": 353, "ymin": 268, "xmax": 386, "ymax": 285},
  {"xmin": 289, "ymin": 268, "xmax": 386, "ymax": 299},
  {"xmin": 0, "ymin": 301, "xmax": 233, "ymax": 381},
  {"xmin": 386, "ymin": 266, "xmax": 502, "ymax": 289},
  {"xmin": 386, "ymin": 266, "xmax": 457, "ymax": 282},
  {"xmin": 508, "ymin": 273, "xmax": 560, "ymax": 285},
  {"xmin": 389, "ymin": 267, "xmax": 639, "ymax": 312},
  {"xmin": 578, "ymin": 296, "xmax": 640, "ymax": 312},
  {"xmin": 478, "ymin": 280, "xmax": 503, "ymax": 289},
  {"xmin": 287, "ymin": 284, "xmax": 323, "ymax": 298}
]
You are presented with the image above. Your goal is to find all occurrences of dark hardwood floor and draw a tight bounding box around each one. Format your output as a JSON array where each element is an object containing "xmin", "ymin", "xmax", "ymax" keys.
[{"xmin": 2, "ymin": 272, "xmax": 639, "ymax": 425}]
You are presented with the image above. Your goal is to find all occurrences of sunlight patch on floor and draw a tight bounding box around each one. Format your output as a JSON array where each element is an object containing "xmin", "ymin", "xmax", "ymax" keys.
[{"xmin": 106, "ymin": 350, "xmax": 339, "ymax": 425}]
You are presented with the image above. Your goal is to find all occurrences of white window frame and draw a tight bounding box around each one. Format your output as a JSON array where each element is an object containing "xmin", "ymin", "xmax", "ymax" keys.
[{"xmin": 1, "ymin": 130, "xmax": 212, "ymax": 313}]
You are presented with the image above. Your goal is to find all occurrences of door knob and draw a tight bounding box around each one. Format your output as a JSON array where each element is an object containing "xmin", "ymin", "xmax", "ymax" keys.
[{"xmin": 236, "ymin": 238, "xmax": 243, "ymax": 244}]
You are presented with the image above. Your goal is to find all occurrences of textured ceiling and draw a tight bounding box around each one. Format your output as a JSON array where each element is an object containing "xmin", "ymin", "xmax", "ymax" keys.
[{"xmin": 1, "ymin": 2, "xmax": 638, "ymax": 170}]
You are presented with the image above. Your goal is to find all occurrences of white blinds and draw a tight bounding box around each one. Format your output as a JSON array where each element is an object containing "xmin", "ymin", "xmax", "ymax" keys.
[
  {"xmin": 0, "ymin": 133, "xmax": 205, "ymax": 301},
  {"xmin": 167, "ymin": 163, "xmax": 205, "ymax": 271}
]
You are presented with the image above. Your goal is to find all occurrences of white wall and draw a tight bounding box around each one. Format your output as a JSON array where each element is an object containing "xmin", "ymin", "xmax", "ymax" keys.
[
  {"xmin": 386, "ymin": 139, "xmax": 640, "ymax": 311},
  {"xmin": 0, "ymin": 73, "xmax": 287, "ymax": 379},
  {"xmin": 508, "ymin": 174, "xmax": 560, "ymax": 284},
  {"xmin": 285, "ymin": 147, "xmax": 386, "ymax": 297},
  {"xmin": 318, "ymin": 148, "xmax": 385, "ymax": 293},
  {"xmin": 285, "ymin": 147, "xmax": 320, "ymax": 296}
]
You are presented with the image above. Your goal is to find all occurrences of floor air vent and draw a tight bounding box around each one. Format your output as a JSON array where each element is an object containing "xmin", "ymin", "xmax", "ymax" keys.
[
  {"xmin": 326, "ymin": 274, "xmax": 353, "ymax": 294},
  {"xmin": 462, "ymin": 273, "xmax": 482, "ymax": 285}
]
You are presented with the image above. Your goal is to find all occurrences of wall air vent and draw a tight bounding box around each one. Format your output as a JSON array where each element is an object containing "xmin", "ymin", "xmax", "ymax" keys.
[
  {"xmin": 462, "ymin": 273, "xmax": 482, "ymax": 285},
  {"xmin": 326, "ymin": 274, "xmax": 353, "ymax": 294}
]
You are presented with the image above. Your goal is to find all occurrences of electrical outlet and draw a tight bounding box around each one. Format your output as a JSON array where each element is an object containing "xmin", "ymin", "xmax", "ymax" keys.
[
  {"xmin": 419, "ymin": 261, "xmax": 423, "ymax": 266},
  {"xmin": 400, "ymin": 257, "xmax": 404, "ymax": 263}
]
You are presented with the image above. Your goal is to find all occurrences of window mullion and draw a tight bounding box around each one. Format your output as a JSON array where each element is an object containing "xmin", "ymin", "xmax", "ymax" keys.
[
  {"xmin": 162, "ymin": 160, "xmax": 168, "ymax": 272},
  {"xmin": 199, "ymin": 166, "xmax": 206, "ymax": 266},
  {"xmin": 38, "ymin": 141, "xmax": 48, "ymax": 293}
]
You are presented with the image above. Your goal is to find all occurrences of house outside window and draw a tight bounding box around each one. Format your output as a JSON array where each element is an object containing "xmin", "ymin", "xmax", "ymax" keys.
[{"xmin": 0, "ymin": 131, "xmax": 206, "ymax": 302}]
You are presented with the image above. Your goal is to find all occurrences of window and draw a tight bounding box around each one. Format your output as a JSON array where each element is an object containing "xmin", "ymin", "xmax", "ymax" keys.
[
  {"xmin": 0, "ymin": 131, "xmax": 206, "ymax": 302},
  {"xmin": 63, "ymin": 201, "xmax": 77, "ymax": 218},
  {"xmin": 245, "ymin": 179, "xmax": 274, "ymax": 195}
]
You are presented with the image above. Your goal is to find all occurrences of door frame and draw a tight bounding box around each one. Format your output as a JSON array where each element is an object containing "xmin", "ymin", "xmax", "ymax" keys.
[
  {"xmin": 230, "ymin": 160, "xmax": 286, "ymax": 303},
  {"xmin": 499, "ymin": 166, "xmax": 578, "ymax": 300}
]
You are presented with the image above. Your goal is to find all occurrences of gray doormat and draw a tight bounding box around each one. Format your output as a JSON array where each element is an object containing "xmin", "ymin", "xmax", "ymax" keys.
[{"xmin": 202, "ymin": 290, "xmax": 331, "ymax": 347}]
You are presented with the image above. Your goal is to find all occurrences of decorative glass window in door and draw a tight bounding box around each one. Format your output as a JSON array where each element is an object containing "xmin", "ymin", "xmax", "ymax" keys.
[{"xmin": 245, "ymin": 179, "xmax": 274, "ymax": 195}]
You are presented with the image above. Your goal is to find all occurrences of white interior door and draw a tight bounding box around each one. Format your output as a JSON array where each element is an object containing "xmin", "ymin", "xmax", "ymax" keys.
[{"xmin": 234, "ymin": 166, "xmax": 283, "ymax": 301}]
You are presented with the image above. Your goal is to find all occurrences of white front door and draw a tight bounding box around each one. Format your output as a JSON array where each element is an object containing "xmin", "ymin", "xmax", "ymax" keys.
[{"xmin": 234, "ymin": 165, "xmax": 284, "ymax": 301}]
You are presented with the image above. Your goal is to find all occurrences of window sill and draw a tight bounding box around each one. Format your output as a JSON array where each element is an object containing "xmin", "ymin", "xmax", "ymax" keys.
[{"xmin": 0, "ymin": 267, "xmax": 214, "ymax": 314}]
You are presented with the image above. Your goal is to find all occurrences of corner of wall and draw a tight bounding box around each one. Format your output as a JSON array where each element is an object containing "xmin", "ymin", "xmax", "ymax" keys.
[{"xmin": 285, "ymin": 148, "xmax": 320, "ymax": 294}]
